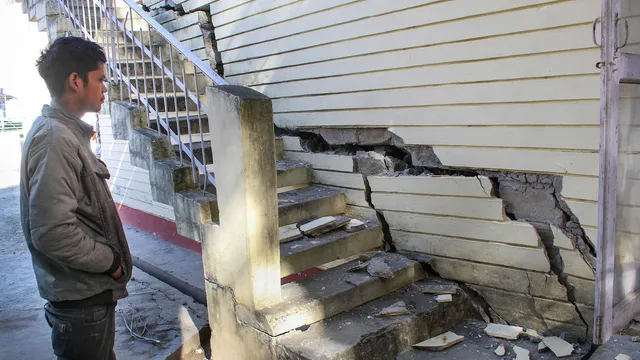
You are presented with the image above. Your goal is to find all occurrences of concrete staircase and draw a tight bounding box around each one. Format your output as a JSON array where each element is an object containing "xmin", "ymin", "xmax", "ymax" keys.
[{"xmin": 22, "ymin": 1, "xmax": 478, "ymax": 358}]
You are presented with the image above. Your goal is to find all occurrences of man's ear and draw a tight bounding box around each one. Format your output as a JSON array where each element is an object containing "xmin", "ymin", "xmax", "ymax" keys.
[{"xmin": 67, "ymin": 72, "xmax": 83, "ymax": 93}]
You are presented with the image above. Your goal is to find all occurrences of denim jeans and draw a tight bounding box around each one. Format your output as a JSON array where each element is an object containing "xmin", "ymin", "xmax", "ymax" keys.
[{"xmin": 44, "ymin": 302, "xmax": 116, "ymax": 360}]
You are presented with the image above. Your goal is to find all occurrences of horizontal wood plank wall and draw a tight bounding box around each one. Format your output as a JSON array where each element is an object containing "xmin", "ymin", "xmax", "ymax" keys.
[
  {"xmin": 100, "ymin": 118, "xmax": 176, "ymax": 221},
  {"xmin": 149, "ymin": 10, "xmax": 209, "ymax": 62}
]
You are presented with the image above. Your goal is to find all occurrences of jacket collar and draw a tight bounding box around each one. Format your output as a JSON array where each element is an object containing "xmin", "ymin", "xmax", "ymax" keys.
[{"xmin": 42, "ymin": 100, "xmax": 95, "ymax": 141}]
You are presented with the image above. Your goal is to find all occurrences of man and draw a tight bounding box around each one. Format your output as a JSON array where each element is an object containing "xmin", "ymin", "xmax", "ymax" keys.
[{"xmin": 20, "ymin": 36, "xmax": 132, "ymax": 360}]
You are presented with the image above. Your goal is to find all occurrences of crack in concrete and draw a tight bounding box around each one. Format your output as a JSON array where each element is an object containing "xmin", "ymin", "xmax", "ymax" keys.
[
  {"xmin": 362, "ymin": 174, "xmax": 395, "ymax": 252},
  {"xmin": 476, "ymin": 175, "xmax": 491, "ymax": 197}
]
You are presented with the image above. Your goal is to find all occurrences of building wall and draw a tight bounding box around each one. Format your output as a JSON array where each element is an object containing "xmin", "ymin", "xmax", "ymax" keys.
[{"xmin": 201, "ymin": 0, "xmax": 604, "ymax": 335}]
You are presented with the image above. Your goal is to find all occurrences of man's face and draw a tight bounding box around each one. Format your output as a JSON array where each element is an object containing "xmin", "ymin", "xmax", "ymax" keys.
[{"xmin": 78, "ymin": 62, "xmax": 107, "ymax": 113}]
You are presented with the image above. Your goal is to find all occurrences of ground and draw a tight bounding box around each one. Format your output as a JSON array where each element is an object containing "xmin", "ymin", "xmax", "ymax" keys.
[{"xmin": 0, "ymin": 132, "xmax": 208, "ymax": 359}]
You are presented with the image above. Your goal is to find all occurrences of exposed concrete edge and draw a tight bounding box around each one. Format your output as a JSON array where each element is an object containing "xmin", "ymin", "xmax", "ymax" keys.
[{"xmin": 132, "ymin": 256, "xmax": 206, "ymax": 304}]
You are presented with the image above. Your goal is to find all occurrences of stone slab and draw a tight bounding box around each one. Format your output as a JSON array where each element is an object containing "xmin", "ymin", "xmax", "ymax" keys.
[{"xmin": 413, "ymin": 331, "xmax": 464, "ymax": 351}]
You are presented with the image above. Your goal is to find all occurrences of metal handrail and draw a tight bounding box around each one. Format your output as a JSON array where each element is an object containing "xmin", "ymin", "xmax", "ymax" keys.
[{"xmin": 54, "ymin": 0, "xmax": 222, "ymax": 189}]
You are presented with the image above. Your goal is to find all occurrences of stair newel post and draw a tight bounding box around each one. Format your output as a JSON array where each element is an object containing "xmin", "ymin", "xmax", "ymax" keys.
[{"xmin": 203, "ymin": 85, "xmax": 281, "ymax": 359}]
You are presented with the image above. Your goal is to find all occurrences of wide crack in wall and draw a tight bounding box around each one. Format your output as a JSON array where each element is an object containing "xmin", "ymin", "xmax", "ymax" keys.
[{"xmin": 278, "ymin": 126, "xmax": 597, "ymax": 336}]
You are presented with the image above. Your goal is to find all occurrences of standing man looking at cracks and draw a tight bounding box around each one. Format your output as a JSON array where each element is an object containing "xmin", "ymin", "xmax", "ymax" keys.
[{"xmin": 20, "ymin": 36, "xmax": 132, "ymax": 360}]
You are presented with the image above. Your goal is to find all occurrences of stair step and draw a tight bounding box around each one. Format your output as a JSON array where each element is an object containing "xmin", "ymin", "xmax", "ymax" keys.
[
  {"xmin": 250, "ymin": 252, "xmax": 425, "ymax": 336},
  {"xmin": 276, "ymin": 159, "xmax": 311, "ymax": 188},
  {"xmin": 276, "ymin": 280, "xmax": 474, "ymax": 360},
  {"xmin": 396, "ymin": 319, "xmax": 590, "ymax": 360},
  {"xmin": 277, "ymin": 185, "xmax": 346, "ymax": 227},
  {"xmin": 280, "ymin": 220, "xmax": 383, "ymax": 278}
]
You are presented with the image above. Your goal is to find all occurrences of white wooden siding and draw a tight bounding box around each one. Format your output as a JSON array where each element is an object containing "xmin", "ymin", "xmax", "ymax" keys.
[{"xmin": 100, "ymin": 119, "xmax": 176, "ymax": 221}]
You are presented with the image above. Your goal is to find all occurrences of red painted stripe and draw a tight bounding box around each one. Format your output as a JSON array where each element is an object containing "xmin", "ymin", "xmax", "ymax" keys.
[
  {"xmin": 116, "ymin": 204, "xmax": 324, "ymax": 284},
  {"xmin": 116, "ymin": 203, "xmax": 202, "ymax": 254}
]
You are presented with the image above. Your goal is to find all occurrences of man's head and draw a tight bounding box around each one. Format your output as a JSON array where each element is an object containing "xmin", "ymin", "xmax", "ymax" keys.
[{"xmin": 36, "ymin": 37, "xmax": 107, "ymax": 115}]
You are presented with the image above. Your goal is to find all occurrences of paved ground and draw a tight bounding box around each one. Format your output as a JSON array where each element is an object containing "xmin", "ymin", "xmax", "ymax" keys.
[{"xmin": 0, "ymin": 132, "xmax": 208, "ymax": 359}]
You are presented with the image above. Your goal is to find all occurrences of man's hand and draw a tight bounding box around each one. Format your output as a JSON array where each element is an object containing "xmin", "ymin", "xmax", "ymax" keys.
[{"xmin": 110, "ymin": 266, "xmax": 123, "ymax": 280}]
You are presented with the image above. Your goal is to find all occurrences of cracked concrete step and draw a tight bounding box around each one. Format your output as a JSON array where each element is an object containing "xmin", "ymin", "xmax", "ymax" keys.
[
  {"xmin": 278, "ymin": 185, "xmax": 346, "ymax": 227},
  {"xmin": 275, "ymin": 280, "xmax": 474, "ymax": 360},
  {"xmin": 249, "ymin": 252, "xmax": 425, "ymax": 336},
  {"xmin": 280, "ymin": 220, "xmax": 383, "ymax": 278},
  {"xmin": 396, "ymin": 319, "xmax": 592, "ymax": 360},
  {"xmin": 175, "ymin": 186, "xmax": 346, "ymax": 236}
]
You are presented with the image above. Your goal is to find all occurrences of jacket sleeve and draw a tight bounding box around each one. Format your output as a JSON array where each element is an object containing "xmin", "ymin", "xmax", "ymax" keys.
[{"xmin": 27, "ymin": 145, "xmax": 116, "ymax": 274}]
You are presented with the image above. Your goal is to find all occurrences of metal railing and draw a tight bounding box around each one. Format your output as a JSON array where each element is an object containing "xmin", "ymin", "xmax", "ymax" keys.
[{"xmin": 53, "ymin": 0, "xmax": 227, "ymax": 190}]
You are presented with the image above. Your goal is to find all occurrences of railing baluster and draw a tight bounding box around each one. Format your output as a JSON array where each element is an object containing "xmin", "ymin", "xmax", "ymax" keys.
[
  {"xmin": 102, "ymin": 0, "xmax": 110, "ymax": 82},
  {"xmin": 80, "ymin": 0, "xmax": 88, "ymax": 35},
  {"xmin": 182, "ymin": 67, "xmax": 196, "ymax": 182},
  {"xmin": 123, "ymin": 11, "xmax": 131, "ymax": 103},
  {"xmin": 169, "ymin": 45, "xmax": 183, "ymax": 165},
  {"xmin": 73, "ymin": 0, "xmax": 81, "ymax": 30},
  {"xmin": 85, "ymin": 0, "xmax": 92, "ymax": 37},
  {"xmin": 193, "ymin": 69, "xmax": 208, "ymax": 191},
  {"xmin": 129, "ymin": 9, "xmax": 140, "ymax": 106},
  {"xmin": 158, "ymin": 48, "xmax": 171, "ymax": 147},
  {"xmin": 147, "ymin": 23, "xmax": 160, "ymax": 136},
  {"xmin": 93, "ymin": 0, "xmax": 99, "ymax": 42},
  {"xmin": 140, "ymin": 28, "xmax": 150, "ymax": 128}
]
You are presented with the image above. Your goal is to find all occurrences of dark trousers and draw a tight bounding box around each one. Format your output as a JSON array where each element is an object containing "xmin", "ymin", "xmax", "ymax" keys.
[{"xmin": 44, "ymin": 302, "xmax": 117, "ymax": 360}]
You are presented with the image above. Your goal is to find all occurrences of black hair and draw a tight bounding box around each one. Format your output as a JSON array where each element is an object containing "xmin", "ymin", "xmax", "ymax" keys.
[{"xmin": 36, "ymin": 36, "xmax": 107, "ymax": 99}]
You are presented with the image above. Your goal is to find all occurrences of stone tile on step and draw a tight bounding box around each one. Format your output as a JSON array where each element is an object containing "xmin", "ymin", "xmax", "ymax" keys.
[
  {"xmin": 543, "ymin": 336, "xmax": 574, "ymax": 358},
  {"xmin": 279, "ymin": 224, "xmax": 303, "ymax": 243},
  {"xmin": 375, "ymin": 301, "xmax": 410, "ymax": 317},
  {"xmin": 484, "ymin": 323, "xmax": 524, "ymax": 340},
  {"xmin": 412, "ymin": 331, "xmax": 465, "ymax": 351},
  {"xmin": 513, "ymin": 345, "xmax": 530, "ymax": 360}
]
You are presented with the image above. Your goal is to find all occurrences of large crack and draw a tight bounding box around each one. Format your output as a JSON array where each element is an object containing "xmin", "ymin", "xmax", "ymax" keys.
[{"xmin": 279, "ymin": 126, "xmax": 596, "ymax": 337}]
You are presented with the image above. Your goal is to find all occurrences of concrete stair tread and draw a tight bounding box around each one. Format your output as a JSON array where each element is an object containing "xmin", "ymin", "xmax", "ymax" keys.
[
  {"xmin": 396, "ymin": 319, "xmax": 591, "ymax": 360},
  {"xmin": 251, "ymin": 252, "xmax": 425, "ymax": 336},
  {"xmin": 280, "ymin": 219, "xmax": 383, "ymax": 278},
  {"xmin": 276, "ymin": 159, "xmax": 308, "ymax": 172},
  {"xmin": 276, "ymin": 280, "xmax": 474, "ymax": 360},
  {"xmin": 149, "ymin": 111, "xmax": 208, "ymax": 121},
  {"xmin": 277, "ymin": 185, "xmax": 346, "ymax": 226}
]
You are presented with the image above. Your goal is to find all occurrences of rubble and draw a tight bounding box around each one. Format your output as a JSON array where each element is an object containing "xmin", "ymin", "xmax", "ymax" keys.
[
  {"xmin": 412, "ymin": 331, "xmax": 464, "ymax": 351},
  {"xmin": 300, "ymin": 216, "xmax": 350, "ymax": 237},
  {"xmin": 435, "ymin": 294, "xmax": 453, "ymax": 303},
  {"xmin": 367, "ymin": 257, "xmax": 394, "ymax": 279},
  {"xmin": 422, "ymin": 284, "xmax": 458, "ymax": 295},
  {"xmin": 279, "ymin": 224, "xmax": 303, "ymax": 243},
  {"xmin": 543, "ymin": 336, "xmax": 574, "ymax": 358},
  {"xmin": 524, "ymin": 329, "xmax": 543, "ymax": 343},
  {"xmin": 494, "ymin": 343, "xmax": 506, "ymax": 356},
  {"xmin": 484, "ymin": 324, "xmax": 523, "ymax": 340},
  {"xmin": 375, "ymin": 301, "xmax": 410, "ymax": 317},
  {"xmin": 615, "ymin": 354, "xmax": 633, "ymax": 360},
  {"xmin": 345, "ymin": 219, "xmax": 366, "ymax": 233},
  {"xmin": 538, "ymin": 341, "xmax": 549, "ymax": 352},
  {"xmin": 513, "ymin": 345, "xmax": 530, "ymax": 360}
]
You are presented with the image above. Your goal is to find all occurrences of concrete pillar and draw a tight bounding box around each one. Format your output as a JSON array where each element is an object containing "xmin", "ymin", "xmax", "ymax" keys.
[{"xmin": 203, "ymin": 85, "xmax": 280, "ymax": 311}]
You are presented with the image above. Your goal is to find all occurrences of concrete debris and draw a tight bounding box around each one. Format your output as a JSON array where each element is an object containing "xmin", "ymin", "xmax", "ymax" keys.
[
  {"xmin": 367, "ymin": 257, "xmax": 394, "ymax": 279},
  {"xmin": 632, "ymin": 336, "xmax": 640, "ymax": 342},
  {"xmin": 347, "ymin": 260, "xmax": 370, "ymax": 273},
  {"xmin": 494, "ymin": 343, "xmax": 506, "ymax": 356},
  {"xmin": 279, "ymin": 224, "xmax": 303, "ymax": 243},
  {"xmin": 524, "ymin": 329, "xmax": 543, "ymax": 343},
  {"xmin": 513, "ymin": 345, "xmax": 530, "ymax": 360},
  {"xmin": 484, "ymin": 324, "xmax": 523, "ymax": 340},
  {"xmin": 615, "ymin": 354, "xmax": 633, "ymax": 360},
  {"xmin": 300, "ymin": 216, "xmax": 350, "ymax": 237},
  {"xmin": 538, "ymin": 341, "xmax": 549, "ymax": 352},
  {"xmin": 543, "ymin": 336, "xmax": 574, "ymax": 358},
  {"xmin": 345, "ymin": 219, "xmax": 366, "ymax": 233},
  {"xmin": 375, "ymin": 301, "xmax": 410, "ymax": 317},
  {"xmin": 422, "ymin": 283, "xmax": 458, "ymax": 295},
  {"xmin": 412, "ymin": 331, "xmax": 465, "ymax": 351},
  {"xmin": 435, "ymin": 294, "xmax": 453, "ymax": 303}
]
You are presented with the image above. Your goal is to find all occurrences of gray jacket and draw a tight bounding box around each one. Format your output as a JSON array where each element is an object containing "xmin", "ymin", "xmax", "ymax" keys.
[{"xmin": 20, "ymin": 102, "xmax": 132, "ymax": 302}]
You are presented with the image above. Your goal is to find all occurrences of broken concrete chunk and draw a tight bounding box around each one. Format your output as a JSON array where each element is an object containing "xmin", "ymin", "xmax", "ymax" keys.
[
  {"xmin": 422, "ymin": 284, "xmax": 458, "ymax": 295},
  {"xmin": 633, "ymin": 336, "xmax": 640, "ymax": 342},
  {"xmin": 345, "ymin": 219, "xmax": 366, "ymax": 233},
  {"xmin": 412, "ymin": 331, "xmax": 464, "ymax": 351},
  {"xmin": 367, "ymin": 257, "xmax": 394, "ymax": 279},
  {"xmin": 301, "ymin": 216, "xmax": 350, "ymax": 237},
  {"xmin": 615, "ymin": 354, "xmax": 633, "ymax": 360},
  {"xmin": 484, "ymin": 324, "xmax": 523, "ymax": 340},
  {"xmin": 543, "ymin": 336, "xmax": 574, "ymax": 358},
  {"xmin": 347, "ymin": 260, "xmax": 370, "ymax": 273},
  {"xmin": 513, "ymin": 346, "xmax": 530, "ymax": 360},
  {"xmin": 435, "ymin": 294, "xmax": 453, "ymax": 303},
  {"xmin": 300, "ymin": 216, "xmax": 336, "ymax": 233},
  {"xmin": 538, "ymin": 341, "xmax": 549, "ymax": 352},
  {"xmin": 524, "ymin": 329, "xmax": 543, "ymax": 343},
  {"xmin": 375, "ymin": 301, "xmax": 410, "ymax": 317},
  {"xmin": 494, "ymin": 343, "xmax": 506, "ymax": 356},
  {"xmin": 279, "ymin": 224, "xmax": 303, "ymax": 243}
]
